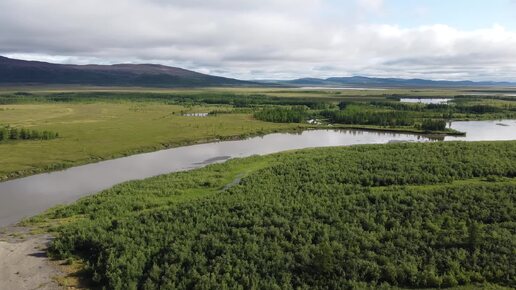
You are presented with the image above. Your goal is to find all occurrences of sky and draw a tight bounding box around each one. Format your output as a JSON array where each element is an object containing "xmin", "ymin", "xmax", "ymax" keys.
[{"xmin": 1, "ymin": 0, "xmax": 516, "ymax": 81}]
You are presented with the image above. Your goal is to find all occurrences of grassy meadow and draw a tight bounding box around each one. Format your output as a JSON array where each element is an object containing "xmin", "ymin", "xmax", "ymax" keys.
[{"xmin": 0, "ymin": 101, "xmax": 302, "ymax": 180}]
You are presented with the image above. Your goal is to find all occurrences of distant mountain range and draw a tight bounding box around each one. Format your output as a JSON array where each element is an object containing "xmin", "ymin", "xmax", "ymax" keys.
[
  {"xmin": 261, "ymin": 76, "xmax": 516, "ymax": 88},
  {"xmin": 0, "ymin": 56, "xmax": 253, "ymax": 87},
  {"xmin": 1, "ymin": 56, "xmax": 515, "ymax": 88}
]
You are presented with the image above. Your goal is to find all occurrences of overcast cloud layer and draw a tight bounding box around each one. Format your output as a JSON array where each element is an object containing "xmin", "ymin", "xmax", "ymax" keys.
[{"xmin": 1, "ymin": 0, "xmax": 516, "ymax": 81}]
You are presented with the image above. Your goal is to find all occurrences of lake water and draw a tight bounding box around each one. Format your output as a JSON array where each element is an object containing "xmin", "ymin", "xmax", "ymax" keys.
[
  {"xmin": 298, "ymin": 87, "xmax": 385, "ymax": 90},
  {"xmin": 445, "ymin": 119, "xmax": 516, "ymax": 141},
  {"xmin": 400, "ymin": 98, "xmax": 452, "ymax": 104},
  {"xmin": 0, "ymin": 120, "xmax": 515, "ymax": 227},
  {"xmin": 461, "ymin": 92, "xmax": 516, "ymax": 97}
]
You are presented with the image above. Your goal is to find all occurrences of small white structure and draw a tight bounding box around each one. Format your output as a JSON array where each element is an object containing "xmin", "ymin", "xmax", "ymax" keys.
[{"xmin": 183, "ymin": 113, "xmax": 209, "ymax": 117}]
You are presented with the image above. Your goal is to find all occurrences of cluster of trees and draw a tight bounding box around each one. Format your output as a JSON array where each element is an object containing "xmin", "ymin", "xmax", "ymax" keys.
[
  {"xmin": 321, "ymin": 110, "xmax": 413, "ymax": 127},
  {"xmin": 370, "ymin": 101, "xmax": 425, "ymax": 111},
  {"xmin": 254, "ymin": 107, "xmax": 310, "ymax": 123},
  {"xmin": 426, "ymin": 103, "xmax": 452, "ymax": 110},
  {"xmin": 0, "ymin": 125, "xmax": 59, "ymax": 142},
  {"xmin": 372, "ymin": 100, "xmax": 515, "ymax": 117},
  {"xmin": 420, "ymin": 119, "xmax": 447, "ymax": 131},
  {"xmin": 338, "ymin": 101, "xmax": 348, "ymax": 110},
  {"xmin": 455, "ymin": 104, "xmax": 502, "ymax": 114},
  {"xmin": 45, "ymin": 141, "xmax": 516, "ymax": 289}
]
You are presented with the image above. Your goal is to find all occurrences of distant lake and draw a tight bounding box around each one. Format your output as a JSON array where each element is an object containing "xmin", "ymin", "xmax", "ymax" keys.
[
  {"xmin": 400, "ymin": 98, "xmax": 452, "ymax": 104},
  {"xmin": 298, "ymin": 87, "xmax": 385, "ymax": 90},
  {"xmin": 461, "ymin": 92, "xmax": 516, "ymax": 97},
  {"xmin": 445, "ymin": 120, "xmax": 516, "ymax": 141},
  {"xmin": 0, "ymin": 119, "xmax": 515, "ymax": 227}
]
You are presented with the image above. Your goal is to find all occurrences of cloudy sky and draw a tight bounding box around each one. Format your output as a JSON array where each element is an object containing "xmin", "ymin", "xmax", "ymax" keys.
[{"xmin": 1, "ymin": 0, "xmax": 516, "ymax": 81}]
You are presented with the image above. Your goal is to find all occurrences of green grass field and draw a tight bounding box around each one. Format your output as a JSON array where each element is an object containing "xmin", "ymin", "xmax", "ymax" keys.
[{"xmin": 0, "ymin": 101, "xmax": 302, "ymax": 180}]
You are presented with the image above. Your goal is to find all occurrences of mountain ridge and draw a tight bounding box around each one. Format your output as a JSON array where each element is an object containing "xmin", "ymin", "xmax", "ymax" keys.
[
  {"xmin": 1, "ymin": 56, "xmax": 515, "ymax": 88},
  {"xmin": 267, "ymin": 75, "xmax": 516, "ymax": 88},
  {"xmin": 0, "ymin": 56, "xmax": 254, "ymax": 87}
]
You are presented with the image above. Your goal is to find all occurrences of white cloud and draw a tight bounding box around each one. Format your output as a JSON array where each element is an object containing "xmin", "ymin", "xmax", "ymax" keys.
[
  {"xmin": 0, "ymin": 0, "xmax": 515, "ymax": 81},
  {"xmin": 357, "ymin": 0, "xmax": 384, "ymax": 11}
]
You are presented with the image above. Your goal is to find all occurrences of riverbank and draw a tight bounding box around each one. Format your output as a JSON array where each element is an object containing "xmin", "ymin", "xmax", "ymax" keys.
[
  {"xmin": 0, "ymin": 225, "xmax": 62, "ymax": 290},
  {"xmin": 0, "ymin": 101, "xmax": 309, "ymax": 182},
  {"xmin": 0, "ymin": 123, "xmax": 463, "ymax": 182},
  {"xmin": 328, "ymin": 123, "xmax": 465, "ymax": 137},
  {"xmin": 0, "ymin": 124, "xmax": 308, "ymax": 182}
]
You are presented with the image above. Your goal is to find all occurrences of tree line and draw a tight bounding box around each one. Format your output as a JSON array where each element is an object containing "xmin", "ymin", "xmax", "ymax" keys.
[
  {"xmin": 0, "ymin": 125, "xmax": 59, "ymax": 142},
  {"xmin": 254, "ymin": 107, "xmax": 310, "ymax": 123},
  {"xmin": 320, "ymin": 110, "xmax": 414, "ymax": 127},
  {"xmin": 420, "ymin": 119, "xmax": 447, "ymax": 131}
]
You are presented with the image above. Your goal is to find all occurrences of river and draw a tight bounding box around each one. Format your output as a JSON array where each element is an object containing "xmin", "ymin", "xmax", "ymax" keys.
[{"xmin": 0, "ymin": 120, "xmax": 515, "ymax": 226}]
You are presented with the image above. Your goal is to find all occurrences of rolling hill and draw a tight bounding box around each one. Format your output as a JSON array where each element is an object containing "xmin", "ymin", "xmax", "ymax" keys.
[
  {"xmin": 273, "ymin": 76, "xmax": 516, "ymax": 88},
  {"xmin": 2, "ymin": 56, "xmax": 515, "ymax": 88},
  {"xmin": 0, "ymin": 56, "xmax": 254, "ymax": 87}
]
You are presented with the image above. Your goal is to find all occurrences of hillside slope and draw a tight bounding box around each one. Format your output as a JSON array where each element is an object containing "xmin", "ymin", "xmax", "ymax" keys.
[
  {"xmin": 274, "ymin": 76, "xmax": 516, "ymax": 88},
  {"xmin": 0, "ymin": 56, "xmax": 254, "ymax": 87}
]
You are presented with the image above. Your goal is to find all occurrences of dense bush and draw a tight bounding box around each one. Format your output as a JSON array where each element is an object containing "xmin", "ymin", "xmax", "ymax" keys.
[
  {"xmin": 427, "ymin": 103, "xmax": 451, "ymax": 110},
  {"xmin": 254, "ymin": 107, "xmax": 309, "ymax": 123},
  {"xmin": 370, "ymin": 101, "xmax": 424, "ymax": 111},
  {"xmin": 321, "ymin": 110, "xmax": 413, "ymax": 126},
  {"xmin": 338, "ymin": 101, "xmax": 348, "ymax": 110},
  {"xmin": 456, "ymin": 104, "xmax": 502, "ymax": 114},
  {"xmin": 421, "ymin": 119, "xmax": 447, "ymax": 131},
  {"xmin": 45, "ymin": 141, "xmax": 516, "ymax": 289}
]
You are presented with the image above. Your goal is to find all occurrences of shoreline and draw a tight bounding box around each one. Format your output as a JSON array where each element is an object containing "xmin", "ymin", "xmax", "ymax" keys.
[
  {"xmin": 0, "ymin": 125, "xmax": 306, "ymax": 182},
  {"xmin": 0, "ymin": 124, "xmax": 463, "ymax": 182},
  {"xmin": 0, "ymin": 225, "xmax": 62, "ymax": 290}
]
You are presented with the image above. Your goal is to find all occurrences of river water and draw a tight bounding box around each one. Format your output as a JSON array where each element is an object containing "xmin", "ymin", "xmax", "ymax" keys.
[{"xmin": 0, "ymin": 120, "xmax": 515, "ymax": 226}]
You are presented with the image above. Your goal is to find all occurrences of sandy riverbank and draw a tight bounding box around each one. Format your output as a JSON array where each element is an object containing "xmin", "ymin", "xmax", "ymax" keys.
[{"xmin": 0, "ymin": 226, "xmax": 61, "ymax": 290}]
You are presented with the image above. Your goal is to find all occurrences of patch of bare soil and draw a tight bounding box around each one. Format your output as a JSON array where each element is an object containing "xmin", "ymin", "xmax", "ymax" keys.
[{"xmin": 0, "ymin": 225, "xmax": 62, "ymax": 290}]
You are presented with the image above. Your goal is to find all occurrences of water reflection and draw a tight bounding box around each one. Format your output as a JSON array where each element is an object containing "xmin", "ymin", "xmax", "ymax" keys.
[{"xmin": 446, "ymin": 120, "xmax": 516, "ymax": 141}]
